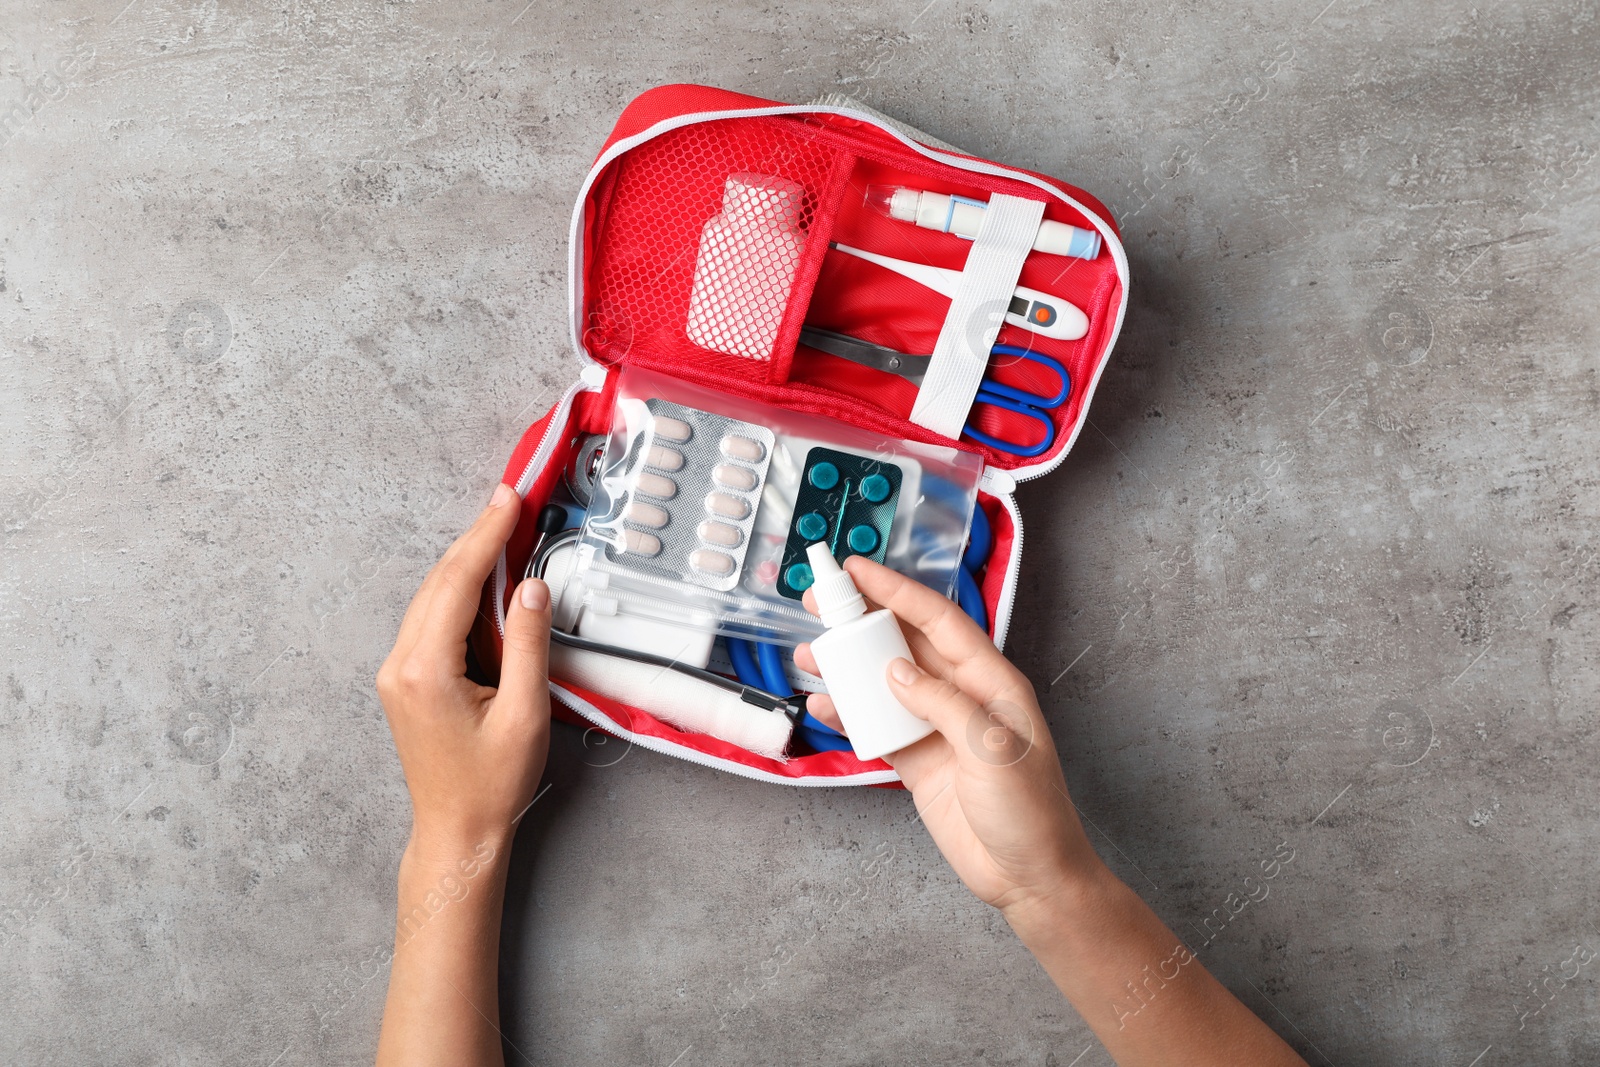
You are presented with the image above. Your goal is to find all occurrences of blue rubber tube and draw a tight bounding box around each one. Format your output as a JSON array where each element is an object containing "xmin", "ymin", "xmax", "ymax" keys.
[
  {"xmin": 964, "ymin": 501, "xmax": 993, "ymax": 574},
  {"xmin": 956, "ymin": 564, "xmax": 988, "ymax": 632},
  {"xmin": 798, "ymin": 721, "xmax": 853, "ymax": 752},
  {"xmin": 755, "ymin": 640, "xmax": 791, "ymax": 698},
  {"xmin": 756, "ymin": 639, "xmax": 852, "ymax": 751},
  {"xmin": 725, "ymin": 637, "xmax": 764, "ymax": 688},
  {"xmin": 729, "ymin": 637, "xmax": 848, "ymax": 749}
]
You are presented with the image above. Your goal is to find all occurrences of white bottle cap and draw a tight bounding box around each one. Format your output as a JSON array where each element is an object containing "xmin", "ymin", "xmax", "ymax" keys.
[
  {"xmin": 888, "ymin": 186, "xmax": 922, "ymax": 222},
  {"xmin": 864, "ymin": 184, "xmax": 921, "ymax": 223},
  {"xmin": 806, "ymin": 542, "xmax": 865, "ymax": 628}
]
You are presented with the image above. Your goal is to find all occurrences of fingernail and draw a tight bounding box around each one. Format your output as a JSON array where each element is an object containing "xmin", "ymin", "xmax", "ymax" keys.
[
  {"xmin": 520, "ymin": 578, "xmax": 549, "ymax": 611},
  {"xmin": 489, "ymin": 483, "xmax": 515, "ymax": 508},
  {"xmin": 889, "ymin": 658, "xmax": 920, "ymax": 685}
]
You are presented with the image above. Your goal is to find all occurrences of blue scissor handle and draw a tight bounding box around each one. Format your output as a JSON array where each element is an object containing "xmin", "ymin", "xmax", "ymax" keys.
[
  {"xmin": 984, "ymin": 344, "xmax": 1072, "ymax": 407},
  {"xmin": 961, "ymin": 345, "xmax": 1071, "ymax": 458},
  {"xmin": 964, "ymin": 398, "xmax": 1054, "ymax": 457}
]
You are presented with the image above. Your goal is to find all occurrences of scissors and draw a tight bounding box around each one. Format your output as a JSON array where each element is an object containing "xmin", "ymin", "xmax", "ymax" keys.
[{"xmin": 799, "ymin": 327, "xmax": 1070, "ymax": 458}]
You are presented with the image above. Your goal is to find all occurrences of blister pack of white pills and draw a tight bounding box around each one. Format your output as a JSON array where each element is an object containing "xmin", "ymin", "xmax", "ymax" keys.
[{"xmin": 582, "ymin": 398, "xmax": 775, "ymax": 592}]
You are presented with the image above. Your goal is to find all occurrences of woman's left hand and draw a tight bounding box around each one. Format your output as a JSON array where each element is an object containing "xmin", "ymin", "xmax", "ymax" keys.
[{"xmin": 375, "ymin": 483, "xmax": 553, "ymax": 853}]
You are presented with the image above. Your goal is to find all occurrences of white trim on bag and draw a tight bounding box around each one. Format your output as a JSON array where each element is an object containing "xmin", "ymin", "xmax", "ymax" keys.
[{"xmin": 990, "ymin": 489, "xmax": 1026, "ymax": 651}]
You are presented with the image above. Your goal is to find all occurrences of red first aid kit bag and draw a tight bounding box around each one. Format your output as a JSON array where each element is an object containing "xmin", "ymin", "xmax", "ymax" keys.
[{"xmin": 470, "ymin": 84, "xmax": 1128, "ymax": 786}]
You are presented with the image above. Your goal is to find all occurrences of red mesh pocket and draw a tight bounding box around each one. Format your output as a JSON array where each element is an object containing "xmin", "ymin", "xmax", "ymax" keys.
[{"xmin": 581, "ymin": 117, "xmax": 847, "ymax": 383}]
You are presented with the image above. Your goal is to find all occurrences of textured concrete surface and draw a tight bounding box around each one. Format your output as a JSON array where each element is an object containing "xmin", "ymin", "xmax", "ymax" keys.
[{"xmin": 2, "ymin": 1, "xmax": 1596, "ymax": 1064}]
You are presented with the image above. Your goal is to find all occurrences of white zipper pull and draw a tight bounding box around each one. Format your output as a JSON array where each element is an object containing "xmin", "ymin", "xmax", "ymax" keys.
[
  {"xmin": 979, "ymin": 466, "xmax": 1016, "ymax": 495},
  {"xmin": 580, "ymin": 363, "xmax": 609, "ymax": 390}
]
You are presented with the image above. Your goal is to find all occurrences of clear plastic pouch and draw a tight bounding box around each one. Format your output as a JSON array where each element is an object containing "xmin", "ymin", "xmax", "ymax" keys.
[{"xmin": 568, "ymin": 366, "xmax": 982, "ymax": 647}]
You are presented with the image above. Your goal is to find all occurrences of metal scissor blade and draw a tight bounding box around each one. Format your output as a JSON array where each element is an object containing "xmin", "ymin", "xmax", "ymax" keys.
[{"xmin": 798, "ymin": 327, "xmax": 927, "ymax": 385}]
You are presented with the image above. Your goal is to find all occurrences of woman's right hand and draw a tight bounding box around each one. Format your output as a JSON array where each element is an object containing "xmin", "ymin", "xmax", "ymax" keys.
[
  {"xmin": 803, "ymin": 559, "xmax": 1314, "ymax": 1067},
  {"xmin": 795, "ymin": 557, "xmax": 1107, "ymax": 921}
]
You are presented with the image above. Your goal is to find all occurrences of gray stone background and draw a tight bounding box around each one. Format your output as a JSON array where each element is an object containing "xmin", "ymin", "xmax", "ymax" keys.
[{"xmin": 1, "ymin": 0, "xmax": 1595, "ymax": 1064}]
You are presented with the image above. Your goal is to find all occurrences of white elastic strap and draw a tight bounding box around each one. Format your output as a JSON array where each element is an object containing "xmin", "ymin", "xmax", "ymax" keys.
[{"xmin": 909, "ymin": 193, "xmax": 1045, "ymax": 439}]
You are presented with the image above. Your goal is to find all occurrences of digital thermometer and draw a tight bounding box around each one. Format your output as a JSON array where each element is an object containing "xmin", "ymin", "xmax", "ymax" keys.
[{"xmin": 830, "ymin": 242, "xmax": 1089, "ymax": 342}]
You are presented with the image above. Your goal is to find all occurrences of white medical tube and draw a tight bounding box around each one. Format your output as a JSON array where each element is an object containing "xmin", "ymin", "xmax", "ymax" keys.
[{"xmin": 865, "ymin": 184, "xmax": 1102, "ymax": 260}]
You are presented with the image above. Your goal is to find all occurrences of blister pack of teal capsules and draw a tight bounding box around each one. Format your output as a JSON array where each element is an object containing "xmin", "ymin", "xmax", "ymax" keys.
[
  {"xmin": 570, "ymin": 366, "xmax": 983, "ymax": 645},
  {"xmin": 776, "ymin": 447, "xmax": 903, "ymax": 600}
]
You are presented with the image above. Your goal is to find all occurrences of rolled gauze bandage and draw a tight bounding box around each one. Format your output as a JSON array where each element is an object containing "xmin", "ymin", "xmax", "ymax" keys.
[{"xmin": 549, "ymin": 642, "xmax": 793, "ymax": 761}]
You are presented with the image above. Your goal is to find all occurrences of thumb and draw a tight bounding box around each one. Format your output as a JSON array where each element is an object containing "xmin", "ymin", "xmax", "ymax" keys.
[
  {"xmin": 886, "ymin": 656, "xmax": 982, "ymax": 741},
  {"xmin": 887, "ymin": 657, "xmax": 1033, "ymax": 770},
  {"xmin": 495, "ymin": 577, "xmax": 552, "ymax": 721}
]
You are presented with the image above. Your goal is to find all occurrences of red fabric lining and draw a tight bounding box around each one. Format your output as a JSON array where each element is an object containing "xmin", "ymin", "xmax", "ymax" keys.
[
  {"xmin": 789, "ymin": 107, "xmax": 1123, "ymax": 243},
  {"xmin": 977, "ymin": 494, "xmax": 1015, "ymax": 623},
  {"xmin": 762, "ymin": 149, "xmax": 858, "ymax": 387},
  {"xmin": 577, "ymin": 104, "xmax": 1121, "ymax": 472}
]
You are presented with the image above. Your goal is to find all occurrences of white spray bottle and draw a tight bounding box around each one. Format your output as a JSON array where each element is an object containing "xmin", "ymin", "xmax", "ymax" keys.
[{"xmin": 804, "ymin": 543, "xmax": 936, "ymax": 761}]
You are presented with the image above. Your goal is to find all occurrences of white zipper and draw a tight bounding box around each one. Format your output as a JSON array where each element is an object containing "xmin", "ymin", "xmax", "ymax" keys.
[
  {"xmin": 551, "ymin": 684, "xmax": 903, "ymax": 787},
  {"xmin": 976, "ymin": 464, "xmax": 1025, "ymax": 650},
  {"xmin": 493, "ymin": 373, "xmax": 604, "ymax": 637},
  {"xmin": 565, "ymin": 103, "xmax": 1131, "ymax": 482},
  {"xmin": 990, "ymin": 492, "xmax": 1025, "ymax": 652}
]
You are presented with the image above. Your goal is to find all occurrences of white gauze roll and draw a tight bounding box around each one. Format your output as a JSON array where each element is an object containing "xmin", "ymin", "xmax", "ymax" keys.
[{"xmin": 549, "ymin": 643, "xmax": 793, "ymax": 761}]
